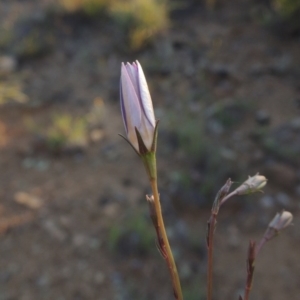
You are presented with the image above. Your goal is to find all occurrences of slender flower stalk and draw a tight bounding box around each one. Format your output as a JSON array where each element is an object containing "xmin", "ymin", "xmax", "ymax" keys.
[
  {"xmin": 206, "ymin": 213, "xmax": 216, "ymax": 300},
  {"xmin": 120, "ymin": 61, "xmax": 183, "ymax": 300},
  {"xmin": 150, "ymin": 175, "xmax": 183, "ymax": 300},
  {"xmin": 206, "ymin": 179, "xmax": 232, "ymax": 300},
  {"xmin": 242, "ymin": 210, "xmax": 293, "ymax": 300},
  {"xmin": 243, "ymin": 241, "xmax": 256, "ymax": 300},
  {"xmin": 256, "ymin": 210, "xmax": 293, "ymax": 255},
  {"xmin": 206, "ymin": 175, "xmax": 267, "ymax": 300}
]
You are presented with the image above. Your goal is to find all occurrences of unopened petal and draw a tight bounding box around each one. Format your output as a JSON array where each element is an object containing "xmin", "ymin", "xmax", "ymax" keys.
[
  {"xmin": 121, "ymin": 63, "xmax": 142, "ymax": 127},
  {"xmin": 121, "ymin": 63, "xmax": 142, "ymax": 150},
  {"xmin": 136, "ymin": 61, "xmax": 155, "ymax": 128},
  {"xmin": 235, "ymin": 174, "xmax": 267, "ymax": 195},
  {"xmin": 124, "ymin": 62, "xmax": 139, "ymax": 95},
  {"xmin": 138, "ymin": 121, "xmax": 155, "ymax": 149},
  {"xmin": 120, "ymin": 83, "xmax": 128, "ymax": 132},
  {"xmin": 269, "ymin": 210, "xmax": 293, "ymax": 231}
]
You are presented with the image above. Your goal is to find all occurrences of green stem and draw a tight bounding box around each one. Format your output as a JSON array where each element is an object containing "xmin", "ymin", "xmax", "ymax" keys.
[{"xmin": 150, "ymin": 177, "xmax": 183, "ymax": 300}]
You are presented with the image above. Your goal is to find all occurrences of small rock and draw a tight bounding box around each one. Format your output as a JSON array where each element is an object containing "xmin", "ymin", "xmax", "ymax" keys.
[
  {"xmin": 269, "ymin": 55, "xmax": 292, "ymax": 76},
  {"xmin": 206, "ymin": 63, "xmax": 233, "ymax": 79},
  {"xmin": 290, "ymin": 117, "xmax": 300, "ymax": 130},
  {"xmin": 59, "ymin": 215, "xmax": 71, "ymax": 228},
  {"xmin": 206, "ymin": 119, "xmax": 224, "ymax": 135},
  {"xmin": 43, "ymin": 220, "xmax": 67, "ymax": 241},
  {"xmin": 101, "ymin": 144, "xmax": 119, "ymax": 161},
  {"xmin": 94, "ymin": 272, "xmax": 105, "ymax": 284},
  {"xmin": 255, "ymin": 110, "xmax": 271, "ymax": 126},
  {"xmin": 22, "ymin": 158, "xmax": 50, "ymax": 171},
  {"xmin": 36, "ymin": 274, "xmax": 50, "ymax": 288},
  {"xmin": 14, "ymin": 192, "xmax": 43, "ymax": 209},
  {"xmin": 89, "ymin": 238, "xmax": 101, "ymax": 250},
  {"xmin": 72, "ymin": 234, "xmax": 88, "ymax": 247},
  {"xmin": 0, "ymin": 56, "xmax": 17, "ymax": 75},
  {"xmin": 90, "ymin": 129, "xmax": 105, "ymax": 143}
]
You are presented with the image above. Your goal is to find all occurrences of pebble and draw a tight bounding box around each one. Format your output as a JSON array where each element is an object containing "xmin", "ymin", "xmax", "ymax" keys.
[
  {"xmin": 72, "ymin": 234, "xmax": 88, "ymax": 247},
  {"xmin": 290, "ymin": 117, "xmax": 300, "ymax": 130},
  {"xmin": 101, "ymin": 144, "xmax": 119, "ymax": 161},
  {"xmin": 206, "ymin": 119, "xmax": 224, "ymax": 135},
  {"xmin": 36, "ymin": 274, "xmax": 50, "ymax": 288},
  {"xmin": 89, "ymin": 238, "xmax": 101, "ymax": 250},
  {"xmin": 43, "ymin": 220, "xmax": 67, "ymax": 241},
  {"xmin": 206, "ymin": 63, "xmax": 233, "ymax": 79},
  {"xmin": 14, "ymin": 192, "xmax": 43, "ymax": 209},
  {"xmin": 22, "ymin": 158, "xmax": 50, "ymax": 171},
  {"xmin": 255, "ymin": 109, "xmax": 271, "ymax": 126},
  {"xmin": 269, "ymin": 54, "xmax": 292, "ymax": 75},
  {"xmin": 94, "ymin": 272, "xmax": 105, "ymax": 284},
  {"xmin": 90, "ymin": 129, "xmax": 105, "ymax": 143},
  {"xmin": 0, "ymin": 56, "xmax": 17, "ymax": 75}
]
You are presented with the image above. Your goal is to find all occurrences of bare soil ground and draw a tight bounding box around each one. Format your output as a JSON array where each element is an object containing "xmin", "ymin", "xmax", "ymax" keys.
[{"xmin": 0, "ymin": 1, "xmax": 300, "ymax": 300}]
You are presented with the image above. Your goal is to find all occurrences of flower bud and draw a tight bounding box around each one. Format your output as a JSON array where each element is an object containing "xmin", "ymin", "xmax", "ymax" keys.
[
  {"xmin": 234, "ymin": 173, "xmax": 267, "ymax": 195},
  {"xmin": 268, "ymin": 210, "xmax": 293, "ymax": 231},
  {"xmin": 120, "ymin": 60, "xmax": 156, "ymax": 154}
]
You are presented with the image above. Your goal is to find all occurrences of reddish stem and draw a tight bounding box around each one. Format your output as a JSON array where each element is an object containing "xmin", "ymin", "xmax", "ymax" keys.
[
  {"xmin": 206, "ymin": 213, "xmax": 217, "ymax": 300},
  {"xmin": 244, "ymin": 241, "xmax": 256, "ymax": 300}
]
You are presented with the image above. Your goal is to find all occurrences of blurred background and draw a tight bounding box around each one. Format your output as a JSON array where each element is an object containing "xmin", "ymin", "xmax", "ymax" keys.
[{"xmin": 0, "ymin": 0, "xmax": 300, "ymax": 299}]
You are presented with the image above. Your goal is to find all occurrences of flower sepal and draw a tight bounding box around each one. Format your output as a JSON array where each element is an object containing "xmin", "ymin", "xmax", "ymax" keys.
[{"xmin": 119, "ymin": 120, "xmax": 159, "ymax": 157}]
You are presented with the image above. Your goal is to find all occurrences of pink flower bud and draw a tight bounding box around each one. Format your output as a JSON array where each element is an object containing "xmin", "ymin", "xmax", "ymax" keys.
[
  {"xmin": 120, "ymin": 61, "xmax": 156, "ymax": 153},
  {"xmin": 269, "ymin": 210, "xmax": 293, "ymax": 231}
]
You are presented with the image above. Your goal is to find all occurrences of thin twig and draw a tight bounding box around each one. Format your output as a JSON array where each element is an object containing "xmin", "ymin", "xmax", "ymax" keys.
[
  {"xmin": 219, "ymin": 190, "xmax": 237, "ymax": 207},
  {"xmin": 244, "ymin": 241, "xmax": 256, "ymax": 300},
  {"xmin": 206, "ymin": 213, "xmax": 217, "ymax": 300},
  {"xmin": 150, "ymin": 178, "xmax": 183, "ymax": 300},
  {"xmin": 206, "ymin": 179, "xmax": 232, "ymax": 300}
]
